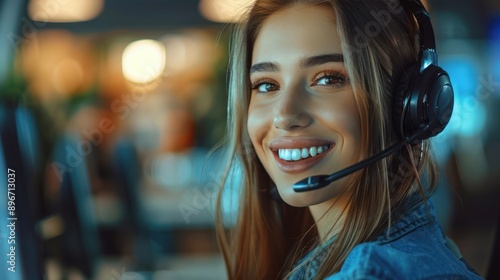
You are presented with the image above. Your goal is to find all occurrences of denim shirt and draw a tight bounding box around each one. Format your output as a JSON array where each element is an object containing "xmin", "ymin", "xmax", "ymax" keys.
[{"xmin": 289, "ymin": 196, "xmax": 483, "ymax": 280}]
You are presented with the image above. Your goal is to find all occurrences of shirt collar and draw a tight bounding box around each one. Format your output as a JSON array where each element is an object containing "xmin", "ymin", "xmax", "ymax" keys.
[{"xmin": 374, "ymin": 193, "xmax": 434, "ymax": 244}]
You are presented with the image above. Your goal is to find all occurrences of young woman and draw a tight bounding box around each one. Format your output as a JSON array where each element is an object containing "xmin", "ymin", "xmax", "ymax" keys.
[{"xmin": 214, "ymin": 0, "xmax": 483, "ymax": 279}]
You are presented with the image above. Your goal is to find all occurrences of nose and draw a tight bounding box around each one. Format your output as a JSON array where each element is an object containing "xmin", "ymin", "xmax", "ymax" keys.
[{"xmin": 273, "ymin": 88, "xmax": 313, "ymax": 131}]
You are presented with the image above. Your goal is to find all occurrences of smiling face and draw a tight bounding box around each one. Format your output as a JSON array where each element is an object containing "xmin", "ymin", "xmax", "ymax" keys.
[{"xmin": 247, "ymin": 4, "xmax": 362, "ymax": 207}]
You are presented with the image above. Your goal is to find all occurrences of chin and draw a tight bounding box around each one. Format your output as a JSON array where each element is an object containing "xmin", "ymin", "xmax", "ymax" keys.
[
  {"xmin": 280, "ymin": 194, "xmax": 315, "ymax": 207},
  {"xmin": 276, "ymin": 185, "xmax": 331, "ymax": 207},
  {"xmin": 276, "ymin": 181, "xmax": 346, "ymax": 207}
]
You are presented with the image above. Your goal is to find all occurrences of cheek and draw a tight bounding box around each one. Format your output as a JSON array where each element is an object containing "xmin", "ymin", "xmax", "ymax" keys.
[
  {"xmin": 317, "ymin": 97, "xmax": 362, "ymax": 148},
  {"xmin": 247, "ymin": 101, "xmax": 269, "ymax": 150},
  {"xmin": 341, "ymin": 102, "xmax": 363, "ymax": 156},
  {"xmin": 340, "ymin": 110, "xmax": 361, "ymax": 141},
  {"xmin": 323, "ymin": 101, "xmax": 359, "ymax": 126},
  {"xmin": 343, "ymin": 100, "xmax": 362, "ymax": 144}
]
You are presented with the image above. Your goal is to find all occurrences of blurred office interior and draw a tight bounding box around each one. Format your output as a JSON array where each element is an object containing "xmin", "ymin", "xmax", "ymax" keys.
[{"xmin": 0, "ymin": 0, "xmax": 499, "ymax": 279}]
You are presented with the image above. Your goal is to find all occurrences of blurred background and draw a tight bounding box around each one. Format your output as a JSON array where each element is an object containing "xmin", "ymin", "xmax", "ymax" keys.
[{"xmin": 0, "ymin": 0, "xmax": 498, "ymax": 279}]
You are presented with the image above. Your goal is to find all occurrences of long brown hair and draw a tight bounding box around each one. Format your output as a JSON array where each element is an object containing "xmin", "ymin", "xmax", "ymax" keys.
[{"xmin": 215, "ymin": 0, "xmax": 438, "ymax": 279}]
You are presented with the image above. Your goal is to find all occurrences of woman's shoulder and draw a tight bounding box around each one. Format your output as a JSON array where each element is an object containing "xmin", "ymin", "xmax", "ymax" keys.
[
  {"xmin": 325, "ymin": 199, "xmax": 483, "ymax": 280},
  {"xmin": 324, "ymin": 240, "xmax": 482, "ymax": 279},
  {"xmin": 288, "ymin": 197, "xmax": 483, "ymax": 279}
]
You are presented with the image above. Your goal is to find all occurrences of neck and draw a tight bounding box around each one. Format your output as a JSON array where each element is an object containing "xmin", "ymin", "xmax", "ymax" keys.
[{"xmin": 308, "ymin": 196, "xmax": 349, "ymax": 242}]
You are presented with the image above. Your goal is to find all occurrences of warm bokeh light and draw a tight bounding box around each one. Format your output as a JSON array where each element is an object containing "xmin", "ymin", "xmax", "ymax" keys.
[
  {"xmin": 122, "ymin": 39, "xmax": 166, "ymax": 84},
  {"xmin": 52, "ymin": 59, "xmax": 84, "ymax": 94},
  {"xmin": 159, "ymin": 31, "xmax": 221, "ymax": 84},
  {"xmin": 19, "ymin": 30, "xmax": 96, "ymax": 100},
  {"xmin": 199, "ymin": 0, "xmax": 256, "ymax": 23},
  {"xmin": 98, "ymin": 42, "xmax": 129, "ymax": 100},
  {"xmin": 162, "ymin": 35, "xmax": 189, "ymax": 73},
  {"xmin": 28, "ymin": 0, "xmax": 104, "ymax": 23}
]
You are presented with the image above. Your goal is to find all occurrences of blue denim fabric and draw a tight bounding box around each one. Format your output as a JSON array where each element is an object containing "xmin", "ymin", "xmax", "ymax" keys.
[{"xmin": 289, "ymin": 196, "xmax": 483, "ymax": 280}]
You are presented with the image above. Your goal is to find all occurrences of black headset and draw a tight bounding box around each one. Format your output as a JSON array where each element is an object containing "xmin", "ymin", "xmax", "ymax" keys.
[{"xmin": 393, "ymin": 0, "xmax": 454, "ymax": 144}]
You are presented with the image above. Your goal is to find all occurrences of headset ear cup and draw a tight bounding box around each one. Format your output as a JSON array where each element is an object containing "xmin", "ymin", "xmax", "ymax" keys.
[
  {"xmin": 393, "ymin": 65, "xmax": 420, "ymax": 140},
  {"xmin": 393, "ymin": 65, "xmax": 454, "ymax": 142},
  {"xmin": 418, "ymin": 65, "xmax": 454, "ymax": 139}
]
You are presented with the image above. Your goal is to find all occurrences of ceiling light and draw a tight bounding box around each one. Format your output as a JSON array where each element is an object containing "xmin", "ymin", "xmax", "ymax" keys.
[
  {"xmin": 122, "ymin": 39, "xmax": 166, "ymax": 84},
  {"xmin": 199, "ymin": 0, "xmax": 256, "ymax": 23},
  {"xmin": 28, "ymin": 0, "xmax": 103, "ymax": 23}
]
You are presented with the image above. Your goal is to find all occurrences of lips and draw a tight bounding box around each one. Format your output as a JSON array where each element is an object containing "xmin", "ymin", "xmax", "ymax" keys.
[{"xmin": 269, "ymin": 138, "xmax": 335, "ymax": 174}]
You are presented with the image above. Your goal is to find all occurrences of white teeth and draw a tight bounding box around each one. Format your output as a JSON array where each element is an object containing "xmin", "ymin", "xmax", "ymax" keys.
[
  {"xmin": 310, "ymin": 146, "xmax": 317, "ymax": 157},
  {"xmin": 283, "ymin": 149, "xmax": 292, "ymax": 161},
  {"xmin": 301, "ymin": 148, "xmax": 309, "ymax": 158},
  {"xmin": 277, "ymin": 145, "xmax": 330, "ymax": 161}
]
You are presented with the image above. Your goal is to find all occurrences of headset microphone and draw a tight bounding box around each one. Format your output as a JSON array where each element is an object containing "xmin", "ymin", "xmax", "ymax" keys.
[{"xmin": 293, "ymin": 124, "xmax": 428, "ymax": 192}]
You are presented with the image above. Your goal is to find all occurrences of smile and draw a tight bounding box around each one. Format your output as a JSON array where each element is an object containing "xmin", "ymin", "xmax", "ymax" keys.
[
  {"xmin": 269, "ymin": 139, "xmax": 335, "ymax": 174},
  {"xmin": 278, "ymin": 145, "xmax": 331, "ymax": 161}
]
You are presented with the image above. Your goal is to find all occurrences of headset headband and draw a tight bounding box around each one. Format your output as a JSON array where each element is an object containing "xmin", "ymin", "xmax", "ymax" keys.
[{"xmin": 404, "ymin": 0, "xmax": 438, "ymax": 71}]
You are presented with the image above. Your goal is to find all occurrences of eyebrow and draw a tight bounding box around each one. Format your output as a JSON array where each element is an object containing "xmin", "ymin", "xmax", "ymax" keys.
[
  {"xmin": 300, "ymin": 54, "xmax": 344, "ymax": 68},
  {"xmin": 249, "ymin": 61, "xmax": 280, "ymax": 73},
  {"xmin": 249, "ymin": 53, "xmax": 344, "ymax": 74}
]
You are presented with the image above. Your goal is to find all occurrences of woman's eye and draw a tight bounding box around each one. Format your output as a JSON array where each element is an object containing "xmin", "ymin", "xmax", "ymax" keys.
[
  {"xmin": 314, "ymin": 72, "xmax": 347, "ymax": 87},
  {"xmin": 251, "ymin": 81, "xmax": 279, "ymax": 93}
]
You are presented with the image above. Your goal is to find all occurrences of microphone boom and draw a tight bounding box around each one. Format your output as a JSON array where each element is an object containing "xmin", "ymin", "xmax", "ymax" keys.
[{"xmin": 293, "ymin": 124, "xmax": 429, "ymax": 192}]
